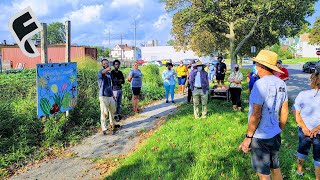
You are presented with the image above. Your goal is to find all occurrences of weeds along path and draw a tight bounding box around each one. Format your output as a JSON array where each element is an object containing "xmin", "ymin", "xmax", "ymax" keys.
[{"xmin": 10, "ymin": 95, "xmax": 185, "ymax": 180}]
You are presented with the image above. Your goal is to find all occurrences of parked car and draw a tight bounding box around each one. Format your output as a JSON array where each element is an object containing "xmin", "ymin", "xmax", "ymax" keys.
[
  {"xmin": 161, "ymin": 59, "xmax": 172, "ymax": 66},
  {"xmin": 136, "ymin": 59, "xmax": 145, "ymax": 65},
  {"xmin": 183, "ymin": 59, "xmax": 198, "ymax": 66},
  {"xmin": 302, "ymin": 61, "xmax": 317, "ymax": 73},
  {"xmin": 143, "ymin": 60, "xmax": 162, "ymax": 66},
  {"xmin": 242, "ymin": 57, "xmax": 252, "ymax": 64}
]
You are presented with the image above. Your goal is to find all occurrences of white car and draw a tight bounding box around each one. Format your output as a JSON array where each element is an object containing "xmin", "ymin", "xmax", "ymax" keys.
[
  {"xmin": 143, "ymin": 60, "xmax": 162, "ymax": 66},
  {"xmin": 242, "ymin": 57, "xmax": 253, "ymax": 64}
]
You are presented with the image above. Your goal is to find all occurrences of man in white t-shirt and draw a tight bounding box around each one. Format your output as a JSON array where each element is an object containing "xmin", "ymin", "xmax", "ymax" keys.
[{"xmin": 238, "ymin": 50, "xmax": 289, "ymax": 180}]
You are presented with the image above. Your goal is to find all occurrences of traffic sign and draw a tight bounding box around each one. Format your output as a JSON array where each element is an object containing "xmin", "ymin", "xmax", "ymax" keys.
[
  {"xmin": 317, "ymin": 51, "xmax": 320, "ymax": 56},
  {"xmin": 251, "ymin": 46, "xmax": 256, "ymax": 53}
]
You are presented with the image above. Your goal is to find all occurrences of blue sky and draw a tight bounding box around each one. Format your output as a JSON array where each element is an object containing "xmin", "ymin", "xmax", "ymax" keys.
[{"xmin": 0, "ymin": 0, "xmax": 319, "ymax": 48}]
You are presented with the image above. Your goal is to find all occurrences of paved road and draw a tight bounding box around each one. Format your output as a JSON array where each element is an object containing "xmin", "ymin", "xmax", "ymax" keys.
[{"xmin": 285, "ymin": 64, "xmax": 311, "ymax": 100}]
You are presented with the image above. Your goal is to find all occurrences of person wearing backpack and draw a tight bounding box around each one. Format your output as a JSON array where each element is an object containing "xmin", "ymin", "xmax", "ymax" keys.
[{"xmin": 215, "ymin": 57, "xmax": 227, "ymax": 85}]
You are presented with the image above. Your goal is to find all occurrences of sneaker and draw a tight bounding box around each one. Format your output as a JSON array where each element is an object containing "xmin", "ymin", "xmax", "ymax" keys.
[
  {"xmin": 114, "ymin": 124, "xmax": 121, "ymax": 129},
  {"xmin": 102, "ymin": 130, "xmax": 107, "ymax": 135},
  {"xmin": 107, "ymin": 124, "xmax": 115, "ymax": 135},
  {"xmin": 296, "ymin": 171, "xmax": 304, "ymax": 176},
  {"xmin": 166, "ymin": 100, "xmax": 169, "ymax": 103},
  {"xmin": 114, "ymin": 115, "xmax": 120, "ymax": 122},
  {"xmin": 172, "ymin": 101, "xmax": 175, "ymax": 103}
]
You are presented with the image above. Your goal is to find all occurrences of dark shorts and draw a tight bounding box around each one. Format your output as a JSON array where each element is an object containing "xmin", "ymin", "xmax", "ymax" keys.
[
  {"xmin": 216, "ymin": 74, "xmax": 225, "ymax": 81},
  {"xmin": 296, "ymin": 127, "xmax": 320, "ymax": 167},
  {"xmin": 178, "ymin": 76, "xmax": 187, "ymax": 85},
  {"xmin": 251, "ymin": 134, "xmax": 281, "ymax": 175},
  {"xmin": 132, "ymin": 87, "xmax": 141, "ymax": 96}
]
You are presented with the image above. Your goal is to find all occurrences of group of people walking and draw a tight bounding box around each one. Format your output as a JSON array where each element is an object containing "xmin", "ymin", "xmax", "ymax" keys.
[
  {"xmin": 98, "ymin": 59, "xmax": 142, "ymax": 135},
  {"xmin": 98, "ymin": 50, "xmax": 319, "ymax": 179}
]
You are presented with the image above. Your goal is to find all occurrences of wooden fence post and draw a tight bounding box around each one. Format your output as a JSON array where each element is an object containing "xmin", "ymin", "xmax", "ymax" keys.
[{"xmin": 65, "ymin": 20, "xmax": 71, "ymax": 117}]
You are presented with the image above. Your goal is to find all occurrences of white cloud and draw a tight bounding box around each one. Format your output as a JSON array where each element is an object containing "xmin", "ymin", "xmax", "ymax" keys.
[
  {"xmin": 153, "ymin": 14, "xmax": 171, "ymax": 30},
  {"xmin": 63, "ymin": 5, "xmax": 103, "ymax": 26},
  {"xmin": 110, "ymin": 0, "xmax": 144, "ymax": 8}
]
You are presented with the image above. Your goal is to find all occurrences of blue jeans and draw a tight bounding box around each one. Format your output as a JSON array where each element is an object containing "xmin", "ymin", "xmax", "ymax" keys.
[
  {"xmin": 113, "ymin": 89, "xmax": 122, "ymax": 115},
  {"xmin": 208, "ymin": 72, "xmax": 214, "ymax": 81},
  {"xmin": 164, "ymin": 85, "xmax": 175, "ymax": 101},
  {"xmin": 296, "ymin": 127, "xmax": 320, "ymax": 167}
]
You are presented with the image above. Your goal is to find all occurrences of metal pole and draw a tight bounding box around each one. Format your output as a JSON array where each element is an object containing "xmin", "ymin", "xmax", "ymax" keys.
[
  {"xmin": 121, "ymin": 34, "xmax": 123, "ymax": 61},
  {"xmin": 134, "ymin": 19, "xmax": 136, "ymax": 61},
  {"xmin": 108, "ymin": 29, "xmax": 111, "ymax": 57},
  {"xmin": 65, "ymin": 20, "xmax": 71, "ymax": 117}
]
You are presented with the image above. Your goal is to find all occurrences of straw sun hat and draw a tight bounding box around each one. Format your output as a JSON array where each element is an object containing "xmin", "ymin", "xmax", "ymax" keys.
[
  {"xmin": 253, "ymin": 50, "xmax": 284, "ymax": 74},
  {"xmin": 195, "ymin": 61, "xmax": 205, "ymax": 66}
]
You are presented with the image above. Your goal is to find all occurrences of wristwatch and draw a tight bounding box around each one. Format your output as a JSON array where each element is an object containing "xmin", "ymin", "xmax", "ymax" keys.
[{"xmin": 245, "ymin": 134, "xmax": 253, "ymax": 138}]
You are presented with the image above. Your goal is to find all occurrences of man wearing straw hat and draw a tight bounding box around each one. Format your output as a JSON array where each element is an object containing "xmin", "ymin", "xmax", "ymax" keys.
[
  {"xmin": 238, "ymin": 50, "xmax": 289, "ymax": 180},
  {"xmin": 189, "ymin": 61, "xmax": 209, "ymax": 119}
]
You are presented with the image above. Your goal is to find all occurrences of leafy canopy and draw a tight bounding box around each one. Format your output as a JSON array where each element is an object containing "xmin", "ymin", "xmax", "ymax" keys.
[
  {"xmin": 163, "ymin": 0, "xmax": 317, "ymax": 60},
  {"xmin": 309, "ymin": 17, "xmax": 320, "ymax": 45}
]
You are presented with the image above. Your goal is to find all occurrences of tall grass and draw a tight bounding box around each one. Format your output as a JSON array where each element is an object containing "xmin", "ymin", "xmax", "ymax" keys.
[{"xmin": 0, "ymin": 58, "xmax": 164, "ymax": 177}]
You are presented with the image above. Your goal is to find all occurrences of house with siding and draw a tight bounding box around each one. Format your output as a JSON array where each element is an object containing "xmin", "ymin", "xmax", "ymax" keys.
[
  {"xmin": 296, "ymin": 33, "xmax": 320, "ymax": 58},
  {"xmin": 110, "ymin": 44, "xmax": 141, "ymax": 60}
]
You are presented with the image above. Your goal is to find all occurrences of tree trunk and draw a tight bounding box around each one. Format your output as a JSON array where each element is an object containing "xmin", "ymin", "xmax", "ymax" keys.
[{"xmin": 229, "ymin": 22, "xmax": 237, "ymax": 72}]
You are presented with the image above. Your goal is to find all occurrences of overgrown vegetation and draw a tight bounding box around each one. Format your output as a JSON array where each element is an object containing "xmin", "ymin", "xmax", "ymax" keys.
[
  {"xmin": 105, "ymin": 69, "xmax": 315, "ymax": 179},
  {"xmin": 0, "ymin": 58, "xmax": 164, "ymax": 177}
]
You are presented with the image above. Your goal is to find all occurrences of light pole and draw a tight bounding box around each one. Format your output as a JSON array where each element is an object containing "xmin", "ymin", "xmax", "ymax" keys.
[{"xmin": 134, "ymin": 19, "xmax": 137, "ymax": 61}]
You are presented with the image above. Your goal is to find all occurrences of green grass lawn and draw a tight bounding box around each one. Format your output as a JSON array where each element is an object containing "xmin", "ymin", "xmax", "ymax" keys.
[
  {"xmin": 105, "ymin": 70, "xmax": 316, "ymax": 179},
  {"xmin": 282, "ymin": 57, "xmax": 319, "ymax": 65}
]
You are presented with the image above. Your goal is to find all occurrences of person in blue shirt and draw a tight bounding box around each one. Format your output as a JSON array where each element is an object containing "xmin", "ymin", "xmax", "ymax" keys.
[
  {"xmin": 127, "ymin": 63, "xmax": 143, "ymax": 113},
  {"xmin": 238, "ymin": 50, "xmax": 289, "ymax": 180},
  {"xmin": 292, "ymin": 71, "xmax": 320, "ymax": 178},
  {"xmin": 247, "ymin": 62, "xmax": 260, "ymax": 96},
  {"xmin": 162, "ymin": 63, "xmax": 177, "ymax": 103},
  {"xmin": 208, "ymin": 60, "xmax": 216, "ymax": 82},
  {"xmin": 98, "ymin": 59, "xmax": 119, "ymax": 135}
]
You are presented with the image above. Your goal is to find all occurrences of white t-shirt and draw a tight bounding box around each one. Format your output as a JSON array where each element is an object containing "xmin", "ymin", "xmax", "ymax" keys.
[
  {"xmin": 249, "ymin": 75, "xmax": 288, "ymax": 139},
  {"xmin": 195, "ymin": 72, "xmax": 201, "ymax": 87},
  {"xmin": 293, "ymin": 89, "xmax": 320, "ymax": 133}
]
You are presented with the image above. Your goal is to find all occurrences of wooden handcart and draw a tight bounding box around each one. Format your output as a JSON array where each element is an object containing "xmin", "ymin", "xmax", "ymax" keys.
[{"xmin": 209, "ymin": 85, "xmax": 230, "ymax": 101}]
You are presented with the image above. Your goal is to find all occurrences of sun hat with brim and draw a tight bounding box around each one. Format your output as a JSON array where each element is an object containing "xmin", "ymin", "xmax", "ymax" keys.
[
  {"xmin": 195, "ymin": 61, "xmax": 205, "ymax": 66},
  {"xmin": 253, "ymin": 50, "xmax": 284, "ymax": 74}
]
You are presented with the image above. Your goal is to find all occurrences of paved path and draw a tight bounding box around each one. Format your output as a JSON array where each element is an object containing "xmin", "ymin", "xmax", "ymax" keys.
[{"xmin": 10, "ymin": 95, "xmax": 184, "ymax": 180}]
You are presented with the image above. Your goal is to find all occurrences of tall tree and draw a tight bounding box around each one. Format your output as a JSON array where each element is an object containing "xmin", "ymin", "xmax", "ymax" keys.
[
  {"xmin": 309, "ymin": 17, "xmax": 320, "ymax": 45},
  {"xmin": 167, "ymin": 39, "xmax": 175, "ymax": 46},
  {"xmin": 47, "ymin": 22, "xmax": 66, "ymax": 44},
  {"xmin": 163, "ymin": 0, "xmax": 317, "ymax": 67},
  {"xmin": 32, "ymin": 22, "xmax": 66, "ymax": 45}
]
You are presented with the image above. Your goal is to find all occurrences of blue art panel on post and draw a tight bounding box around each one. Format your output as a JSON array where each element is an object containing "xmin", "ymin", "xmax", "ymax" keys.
[{"xmin": 36, "ymin": 62, "xmax": 78, "ymax": 118}]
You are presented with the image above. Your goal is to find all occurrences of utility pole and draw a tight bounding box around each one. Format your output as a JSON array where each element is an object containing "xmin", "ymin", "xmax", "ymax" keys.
[
  {"xmin": 134, "ymin": 19, "xmax": 136, "ymax": 61},
  {"xmin": 120, "ymin": 34, "xmax": 123, "ymax": 61},
  {"xmin": 108, "ymin": 29, "xmax": 111, "ymax": 57}
]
